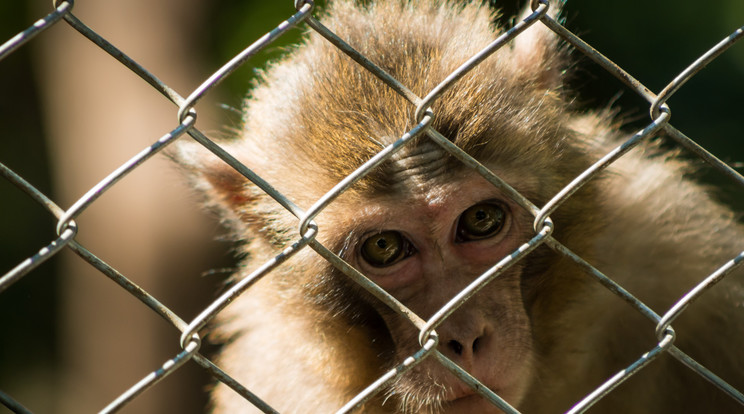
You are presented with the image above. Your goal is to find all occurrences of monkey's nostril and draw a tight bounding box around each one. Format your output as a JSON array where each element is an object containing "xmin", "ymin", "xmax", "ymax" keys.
[
  {"xmin": 448, "ymin": 340, "xmax": 464, "ymax": 356},
  {"xmin": 472, "ymin": 337, "xmax": 481, "ymax": 353}
]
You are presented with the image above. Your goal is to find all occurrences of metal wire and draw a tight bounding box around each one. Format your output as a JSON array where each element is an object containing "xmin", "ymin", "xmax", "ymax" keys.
[{"xmin": 0, "ymin": 1, "xmax": 742, "ymax": 413}]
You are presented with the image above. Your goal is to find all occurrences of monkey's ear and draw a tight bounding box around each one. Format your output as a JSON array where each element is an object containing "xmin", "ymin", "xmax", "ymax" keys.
[
  {"xmin": 172, "ymin": 141, "xmax": 255, "ymax": 222},
  {"xmin": 511, "ymin": 0, "xmax": 567, "ymax": 90}
]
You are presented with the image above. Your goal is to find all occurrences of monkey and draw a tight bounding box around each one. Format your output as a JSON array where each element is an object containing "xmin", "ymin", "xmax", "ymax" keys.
[{"xmin": 176, "ymin": 0, "xmax": 744, "ymax": 413}]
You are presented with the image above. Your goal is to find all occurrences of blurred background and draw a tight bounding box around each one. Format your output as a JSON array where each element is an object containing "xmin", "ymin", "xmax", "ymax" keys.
[{"xmin": 0, "ymin": 0, "xmax": 742, "ymax": 413}]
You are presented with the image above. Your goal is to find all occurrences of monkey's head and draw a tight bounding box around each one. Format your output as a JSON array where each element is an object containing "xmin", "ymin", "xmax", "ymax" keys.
[{"xmin": 179, "ymin": 0, "xmax": 604, "ymax": 412}]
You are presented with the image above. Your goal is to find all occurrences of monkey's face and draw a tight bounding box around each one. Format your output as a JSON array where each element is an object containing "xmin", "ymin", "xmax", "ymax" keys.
[{"xmin": 341, "ymin": 170, "xmax": 536, "ymax": 413}]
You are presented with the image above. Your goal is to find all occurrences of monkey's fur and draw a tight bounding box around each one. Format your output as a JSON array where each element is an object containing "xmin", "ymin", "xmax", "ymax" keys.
[{"xmin": 178, "ymin": 1, "xmax": 744, "ymax": 413}]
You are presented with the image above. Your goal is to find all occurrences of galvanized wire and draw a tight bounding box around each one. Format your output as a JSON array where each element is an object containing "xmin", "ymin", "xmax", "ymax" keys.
[{"xmin": 0, "ymin": 1, "xmax": 742, "ymax": 413}]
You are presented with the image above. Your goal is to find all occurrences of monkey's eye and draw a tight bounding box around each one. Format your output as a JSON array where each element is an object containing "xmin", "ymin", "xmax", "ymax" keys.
[
  {"xmin": 456, "ymin": 202, "xmax": 507, "ymax": 242},
  {"xmin": 360, "ymin": 231, "xmax": 414, "ymax": 267}
]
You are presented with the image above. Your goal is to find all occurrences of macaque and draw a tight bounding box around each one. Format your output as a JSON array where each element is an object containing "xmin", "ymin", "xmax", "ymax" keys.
[{"xmin": 177, "ymin": 0, "xmax": 744, "ymax": 413}]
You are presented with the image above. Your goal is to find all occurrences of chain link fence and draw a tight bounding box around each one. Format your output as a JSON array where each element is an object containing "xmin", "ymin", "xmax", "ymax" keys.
[{"xmin": 1, "ymin": 0, "xmax": 743, "ymax": 413}]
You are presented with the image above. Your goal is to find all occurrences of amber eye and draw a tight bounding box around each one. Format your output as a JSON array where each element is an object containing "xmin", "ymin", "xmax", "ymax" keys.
[
  {"xmin": 360, "ymin": 231, "xmax": 413, "ymax": 267},
  {"xmin": 456, "ymin": 202, "xmax": 507, "ymax": 242}
]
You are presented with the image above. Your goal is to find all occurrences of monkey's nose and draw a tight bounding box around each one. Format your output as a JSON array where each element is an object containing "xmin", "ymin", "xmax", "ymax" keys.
[
  {"xmin": 446, "ymin": 335, "xmax": 483, "ymax": 358},
  {"xmin": 447, "ymin": 339, "xmax": 464, "ymax": 356}
]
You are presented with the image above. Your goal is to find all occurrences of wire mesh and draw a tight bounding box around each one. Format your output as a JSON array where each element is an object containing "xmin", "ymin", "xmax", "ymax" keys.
[{"xmin": 1, "ymin": 1, "xmax": 743, "ymax": 413}]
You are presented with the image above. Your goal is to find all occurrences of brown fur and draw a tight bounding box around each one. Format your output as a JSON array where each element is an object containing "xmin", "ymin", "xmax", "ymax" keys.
[{"xmin": 177, "ymin": 1, "xmax": 744, "ymax": 413}]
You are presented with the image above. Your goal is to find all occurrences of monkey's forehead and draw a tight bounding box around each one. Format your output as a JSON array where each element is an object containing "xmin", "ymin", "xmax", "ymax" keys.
[{"xmin": 235, "ymin": 0, "xmax": 579, "ymax": 198}]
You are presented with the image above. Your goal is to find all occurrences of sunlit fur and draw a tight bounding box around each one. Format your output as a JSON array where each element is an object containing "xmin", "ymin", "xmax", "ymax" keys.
[{"xmin": 177, "ymin": 1, "xmax": 744, "ymax": 413}]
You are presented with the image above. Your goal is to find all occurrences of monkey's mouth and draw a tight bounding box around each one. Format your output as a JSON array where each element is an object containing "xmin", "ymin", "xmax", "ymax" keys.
[
  {"xmin": 446, "ymin": 385, "xmax": 477, "ymax": 402},
  {"xmin": 440, "ymin": 381, "xmax": 512, "ymax": 414},
  {"xmin": 448, "ymin": 392, "xmax": 478, "ymax": 404},
  {"xmin": 444, "ymin": 392, "xmax": 503, "ymax": 413}
]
